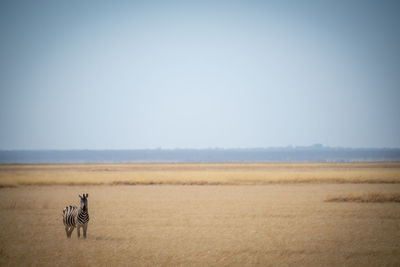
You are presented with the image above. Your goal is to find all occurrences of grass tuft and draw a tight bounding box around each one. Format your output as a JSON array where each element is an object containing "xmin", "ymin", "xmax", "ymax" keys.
[
  {"xmin": 325, "ymin": 192, "xmax": 400, "ymax": 203},
  {"xmin": 0, "ymin": 184, "xmax": 17, "ymax": 189}
]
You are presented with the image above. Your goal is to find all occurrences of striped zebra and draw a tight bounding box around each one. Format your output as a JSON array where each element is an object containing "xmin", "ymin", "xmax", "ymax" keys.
[{"xmin": 62, "ymin": 193, "xmax": 90, "ymax": 239}]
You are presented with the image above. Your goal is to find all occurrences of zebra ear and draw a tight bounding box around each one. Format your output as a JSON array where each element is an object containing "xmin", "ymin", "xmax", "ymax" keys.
[
  {"xmin": 85, "ymin": 193, "xmax": 89, "ymax": 198},
  {"xmin": 79, "ymin": 194, "xmax": 82, "ymax": 199}
]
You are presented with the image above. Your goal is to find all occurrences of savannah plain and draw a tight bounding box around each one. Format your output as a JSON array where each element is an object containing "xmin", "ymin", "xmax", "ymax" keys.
[{"xmin": 0, "ymin": 162, "xmax": 399, "ymax": 266}]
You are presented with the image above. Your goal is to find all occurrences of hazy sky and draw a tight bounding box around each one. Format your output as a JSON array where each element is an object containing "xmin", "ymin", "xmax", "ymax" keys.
[{"xmin": 1, "ymin": 0, "xmax": 399, "ymax": 149}]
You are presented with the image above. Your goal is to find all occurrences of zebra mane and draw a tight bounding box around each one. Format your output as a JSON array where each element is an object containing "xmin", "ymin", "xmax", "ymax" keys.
[{"xmin": 79, "ymin": 193, "xmax": 89, "ymax": 199}]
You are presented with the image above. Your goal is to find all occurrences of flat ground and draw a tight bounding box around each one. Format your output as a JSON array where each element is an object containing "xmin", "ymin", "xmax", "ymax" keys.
[
  {"xmin": 0, "ymin": 163, "xmax": 399, "ymax": 266},
  {"xmin": 1, "ymin": 185, "xmax": 400, "ymax": 266}
]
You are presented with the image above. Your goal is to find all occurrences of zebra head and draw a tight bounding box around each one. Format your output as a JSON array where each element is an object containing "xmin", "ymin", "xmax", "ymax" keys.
[{"xmin": 79, "ymin": 193, "xmax": 89, "ymax": 212}]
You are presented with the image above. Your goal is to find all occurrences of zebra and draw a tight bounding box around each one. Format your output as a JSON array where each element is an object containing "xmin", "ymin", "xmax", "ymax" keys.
[{"xmin": 62, "ymin": 193, "xmax": 90, "ymax": 239}]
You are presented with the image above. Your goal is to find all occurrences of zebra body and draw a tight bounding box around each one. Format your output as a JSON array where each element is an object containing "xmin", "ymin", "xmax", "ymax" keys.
[{"xmin": 62, "ymin": 194, "xmax": 89, "ymax": 238}]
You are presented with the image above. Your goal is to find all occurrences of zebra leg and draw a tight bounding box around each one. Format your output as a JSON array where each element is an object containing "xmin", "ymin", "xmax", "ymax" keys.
[
  {"xmin": 65, "ymin": 226, "xmax": 71, "ymax": 238},
  {"xmin": 77, "ymin": 225, "xmax": 81, "ymax": 238},
  {"xmin": 66, "ymin": 227, "xmax": 74, "ymax": 238},
  {"xmin": 83, "ymin": 224, "xmax": 88, "ymax": 239},
  {"xmin": 68, "ymin": 227, "xmax": 74, "ymax": 237}
]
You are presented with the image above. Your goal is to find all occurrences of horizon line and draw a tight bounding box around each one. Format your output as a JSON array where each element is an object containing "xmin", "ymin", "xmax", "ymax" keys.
[{"xmin": 1, "ymin": 145, "xmax": 400, "ymax": 151}]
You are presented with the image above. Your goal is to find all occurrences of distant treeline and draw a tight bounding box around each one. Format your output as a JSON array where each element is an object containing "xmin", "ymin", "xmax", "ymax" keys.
[{"xmin": 1, "ymin": 146, "xmax": 400, "ymax": 163}]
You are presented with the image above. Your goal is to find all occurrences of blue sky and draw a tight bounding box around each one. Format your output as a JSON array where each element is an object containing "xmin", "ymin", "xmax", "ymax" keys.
[{"xmin": 0, "ymin": 0, "xmax": 399, "ymax": 149}]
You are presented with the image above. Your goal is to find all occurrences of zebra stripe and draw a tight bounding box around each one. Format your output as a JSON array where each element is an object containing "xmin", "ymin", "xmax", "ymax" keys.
[
  {"xmin": 63, "ymin": 205, "xmax": 79, "ymax": 227},
  {"xmin": 77, "ymin": 210, "xmax": 89, "ymax": 224}
]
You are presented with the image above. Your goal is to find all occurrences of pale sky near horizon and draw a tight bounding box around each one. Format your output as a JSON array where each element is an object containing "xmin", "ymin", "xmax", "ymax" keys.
[{"xmin": 1, "ymin": 0, "xmax": 399, "ymax": 150}]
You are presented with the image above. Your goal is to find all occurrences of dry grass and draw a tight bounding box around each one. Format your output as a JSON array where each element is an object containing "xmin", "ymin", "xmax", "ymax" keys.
[
  {"xmin": 0, "ymin": 184, "xmax": 399, "ymax": 266},
  {"xmin": 1, "ymin": 163, "xmax": 399, "ymax": 265},
  {"xmin": 326, "ymin": 192, "xmax": 400, "ymax": 203},
  {"xmin": 0, "ymin": 162, "xmax": 399, "ymax": 186}
]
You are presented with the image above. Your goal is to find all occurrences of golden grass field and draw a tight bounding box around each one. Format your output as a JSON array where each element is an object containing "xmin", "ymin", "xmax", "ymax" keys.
[
  {"xmin": 0, "ymin": 163, "xmax": 400, "ymax": 266},
  {"xmin": 1, "ymin": 162, "xmax": 400, "ymax": 186}
]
